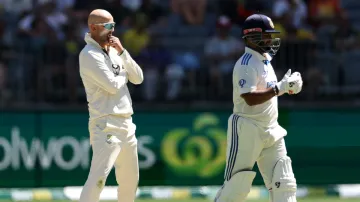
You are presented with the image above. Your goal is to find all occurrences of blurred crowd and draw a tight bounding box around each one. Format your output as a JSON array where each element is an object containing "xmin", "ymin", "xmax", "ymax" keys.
[{"xmin": 0, "ymin": 0, "xmax": 359, "ymax": 107}]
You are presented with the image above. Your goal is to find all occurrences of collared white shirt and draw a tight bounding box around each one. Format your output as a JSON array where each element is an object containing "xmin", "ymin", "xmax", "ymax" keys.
[
  {"xmin": 233, "ymin": 47, "xmax": 279, "ymax": 128},
  {"xmin": 79, "ymin": 33, "xmax": 143, "ymax": 121}
]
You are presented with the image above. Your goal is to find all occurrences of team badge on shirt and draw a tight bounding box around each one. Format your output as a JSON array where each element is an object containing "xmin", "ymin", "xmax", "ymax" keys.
[
  {"xmin": 239, "ymin": 79, "xmax": 246, "ymax": 88},
  {"xmin": 112, "ymin": 64, "xmax": 120, "ymax": 76}
]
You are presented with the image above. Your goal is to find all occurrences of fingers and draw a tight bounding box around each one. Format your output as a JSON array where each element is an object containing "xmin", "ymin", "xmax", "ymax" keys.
[
  {"xmin": 285, "ymin": 69, "xmax": 291, "ymax": 76},
  {"xmin": 108, "ymin": 37, "xmax": 118, "ymax": 46},
  {"xmin": 284, "ymin": 70, "xmax": 303, "ymax": 95},
  {"xmin": 108, "ymin": 36, "xmax": 118, "ymax": 40},
  {"xmin": 109, "ymin": 39, "xmax": 120, "ymax": 47},
  {"xmin": 288, "ymin": 77, "xmax": 302, "ymax": 84},
  {"xmin": 289, "ymin": 71, "xmax": 302, "ymax": 82},
  {"xmin": 291, "ymin": 72, "xmax": 301, "ymax": 77},
  {"xmin": 292, "ymin": 81, "xmax": 303, "ymax": 94}
]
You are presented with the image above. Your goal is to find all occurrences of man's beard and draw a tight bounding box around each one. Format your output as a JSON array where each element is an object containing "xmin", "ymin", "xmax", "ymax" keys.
[{"xmin": 99, "ymin": 30, "xmax": 111, "ymax": 44}]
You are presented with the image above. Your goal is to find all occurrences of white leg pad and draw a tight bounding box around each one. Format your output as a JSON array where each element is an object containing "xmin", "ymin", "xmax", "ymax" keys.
[
  {"xmin": 215, "ymin": 171, "xmax": 256, "ymax": 202},
  {"xmin": 271, "ymin": 156, "xmax": 297, "ymax": 202}
]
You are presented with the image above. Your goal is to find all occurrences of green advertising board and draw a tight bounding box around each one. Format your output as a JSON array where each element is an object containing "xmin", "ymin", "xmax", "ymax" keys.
[{"xmin": 0, "ymin": 110, "xmax": 359, "ymax": 187}]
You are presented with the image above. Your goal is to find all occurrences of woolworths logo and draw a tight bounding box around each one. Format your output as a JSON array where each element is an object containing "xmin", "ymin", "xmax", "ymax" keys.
[
  {"xmin": 0, "ymin": 127, "xmax": 156, "ymax": 171},
  {"xmin": 0, "ymin": 127, "xmax": 90, "ymax": 170},
  {"xmin": 161, "ymin": 113, "xmax": 227, "ymax": 178}
]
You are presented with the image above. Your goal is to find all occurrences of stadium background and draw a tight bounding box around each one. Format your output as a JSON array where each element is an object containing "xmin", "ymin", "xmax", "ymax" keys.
[{"xmin": 0, "ymin": 0, "xmax": 360, "ymax": 201}]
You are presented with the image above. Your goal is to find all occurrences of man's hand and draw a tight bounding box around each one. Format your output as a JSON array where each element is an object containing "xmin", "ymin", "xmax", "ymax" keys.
[
  {"xmin": 108, "ymin": 35, "xmax": 124, "ymax": 54},
  {"xmin": 288, "ymin": 72, "xmax": 303, "ymax": 94},
  {"xmin": 276, "ymin": 69, "xmax": 303, "ymax": 95}
]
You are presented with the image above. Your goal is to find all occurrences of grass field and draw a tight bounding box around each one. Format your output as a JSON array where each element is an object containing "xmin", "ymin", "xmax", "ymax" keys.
[{"xmin": 0, "ymin": 198, "xmax": 358, "ymax": 202}]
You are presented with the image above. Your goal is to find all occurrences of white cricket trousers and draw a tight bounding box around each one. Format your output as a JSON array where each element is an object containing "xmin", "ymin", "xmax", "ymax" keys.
[
  {"xmin": 79, "ymin": 115, "xmax": 139, "ymax": 202},
  {"xmin": 224, "ymin": 114, "xmax": 288, "ymax": 189}
]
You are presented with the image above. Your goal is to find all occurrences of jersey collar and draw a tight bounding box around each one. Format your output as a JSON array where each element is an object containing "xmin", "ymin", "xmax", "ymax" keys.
[
  {"xmin": 84, "ymin": 32, "xmax": 103, "ymax": 50},
  {"xmin": 245, "ymin": 47, "xmax": 273, "ymax": 62}
]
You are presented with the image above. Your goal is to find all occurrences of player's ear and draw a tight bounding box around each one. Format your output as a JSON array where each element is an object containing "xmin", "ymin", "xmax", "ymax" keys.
[{"xmin": 89, "ymin": 24, "xmax": 96, "ymax": 31}]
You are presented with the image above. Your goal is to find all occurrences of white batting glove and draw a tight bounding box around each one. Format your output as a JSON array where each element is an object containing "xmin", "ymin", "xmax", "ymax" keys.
[
  {"xmin": 288, "ymin": 72, "xmax": 303, "ymax": 94},
  {"xmin": 276, "ymin": 69, "xmax": 303, "ymax": 95}
]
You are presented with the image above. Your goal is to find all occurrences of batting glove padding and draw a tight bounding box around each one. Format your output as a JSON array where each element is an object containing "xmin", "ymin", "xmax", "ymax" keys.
[{"xmin": 276, "ymin": 69, "xmax": 303, "ymax": 95}]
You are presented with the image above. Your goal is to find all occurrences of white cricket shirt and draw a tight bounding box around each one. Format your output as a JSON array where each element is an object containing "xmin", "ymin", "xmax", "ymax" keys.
[
  {"xmin": 79, "ymin": 33, "xmax": 143, "ymax": 121},
  {"xmin": 233, "ymin": 47, "xmax": 279, "ymax": 128}
]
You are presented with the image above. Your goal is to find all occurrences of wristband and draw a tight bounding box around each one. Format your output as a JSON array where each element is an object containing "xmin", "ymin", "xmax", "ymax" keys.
[
  {"xmin": 117, "ymin": 49, "xmax": 125, "ymax": 56},
  {"xmin": 273, "ymin": 85, "xmax": 279, "ymax": 95}
]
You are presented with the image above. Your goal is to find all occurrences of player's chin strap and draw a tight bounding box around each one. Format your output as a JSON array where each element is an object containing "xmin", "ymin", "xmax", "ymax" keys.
[
  {"xmin": 214, "ymin": 171, "xmax": 256, "ymax": 202},
  {"xmin": 270, "ymin": 156, "xmax": 297, "ymax": 202}
]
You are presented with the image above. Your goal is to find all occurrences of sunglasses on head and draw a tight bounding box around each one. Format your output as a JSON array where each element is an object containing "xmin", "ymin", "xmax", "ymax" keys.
[{"xmin": 94, "ymin": 22, "xmax": 116, "ymax": 30}]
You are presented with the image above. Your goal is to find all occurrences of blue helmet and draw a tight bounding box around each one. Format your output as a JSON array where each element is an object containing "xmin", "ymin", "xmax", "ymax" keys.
[{"xmin": 242, "ymin": 14, "xmax": 281, "ymax": 56}]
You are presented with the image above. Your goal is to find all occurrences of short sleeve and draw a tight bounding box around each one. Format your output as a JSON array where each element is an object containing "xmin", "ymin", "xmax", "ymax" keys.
[{"xmin": 234, "ymin": 64, "xmax": 258, "ymax": 94}]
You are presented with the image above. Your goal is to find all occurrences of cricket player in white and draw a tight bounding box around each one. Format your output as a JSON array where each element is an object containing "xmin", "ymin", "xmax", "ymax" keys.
[
  {"xmin": 214, "ymin": 14, "xmax": 303, "ymax": 202},
  {"xmin": 78, "ymin": 9, "xmax": 143, "ymax": 202}
]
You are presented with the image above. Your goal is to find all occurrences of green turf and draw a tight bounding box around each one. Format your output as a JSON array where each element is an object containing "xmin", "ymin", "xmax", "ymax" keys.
[
  {"xmin": 141, "ymin": 199, "xmax": 354, "ymax": 202},
  {"xmin": 135, "ymin": 199, "xmax": 360, "ymax": 202},
  {"xmin": 0, "ymin": 198, "xmax": 359, "ymax": 202}
]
